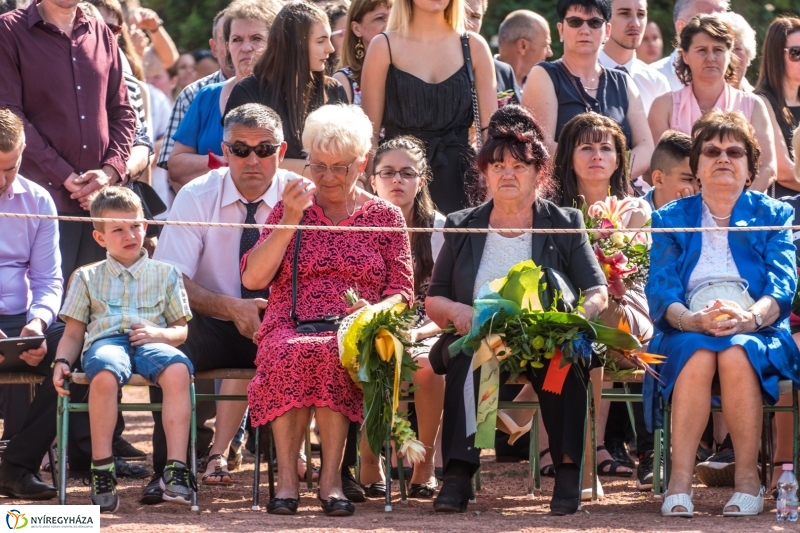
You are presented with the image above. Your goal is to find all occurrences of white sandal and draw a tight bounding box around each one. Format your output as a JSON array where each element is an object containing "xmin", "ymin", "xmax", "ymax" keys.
[
  {"xmin": 661, "ymin": 491, "xmax": 694, "ymax": 517},
  {"xmin": 722, "ymin": 487, "xmax": 764, "ymax": 517}
]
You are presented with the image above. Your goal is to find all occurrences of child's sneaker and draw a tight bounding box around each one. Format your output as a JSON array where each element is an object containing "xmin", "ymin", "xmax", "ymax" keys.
[
  {"xmin": 90, "ymin": 468, "xmax": 119, "ymax": 513},
  {"xmin": 160, "ymin": 461, "xmax": 197, "ymax": 505}
]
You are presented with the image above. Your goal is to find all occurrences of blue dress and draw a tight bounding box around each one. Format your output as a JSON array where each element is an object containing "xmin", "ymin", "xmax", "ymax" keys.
[
  {"xmin": 172, "ymin": 83, "xmax": 225, "ymax": 157},
  {"xmin": 643, "ymin": 191, "xmax": 800, "ymax": 429}
]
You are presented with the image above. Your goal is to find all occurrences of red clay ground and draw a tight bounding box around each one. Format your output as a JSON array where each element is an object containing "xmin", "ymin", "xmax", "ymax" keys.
[{"xmin": 10, "ymin": 387, "xmax": 794, "ymax": 532}]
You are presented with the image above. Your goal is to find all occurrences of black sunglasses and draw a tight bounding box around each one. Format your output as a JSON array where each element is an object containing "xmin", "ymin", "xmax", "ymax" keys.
[
  {"xmin": 224, "ymin": 141, "xmax": 281, "ymax": 158},
  {"xmin": 786, "ymin": 46, "xmax": 800, "ymax": 62},
  {"xmin": 564, "ymin": 16, "xmax": 606, "ymax": 29}
]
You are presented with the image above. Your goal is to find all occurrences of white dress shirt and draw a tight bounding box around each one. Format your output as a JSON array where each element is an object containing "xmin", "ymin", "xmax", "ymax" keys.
[
  {"xmin": 598, "ymin": 50, "xmax": 671, "ymax": 114},
  {"xmin": 154, "ymin": 168, "xmax": 294, "ymax": 301},
  {"xmin": 651, "ymin": 49, "xmax": 683, "ymax": 92}
]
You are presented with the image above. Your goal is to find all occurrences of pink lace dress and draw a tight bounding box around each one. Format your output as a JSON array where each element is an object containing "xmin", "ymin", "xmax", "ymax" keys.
[{"xmin": 242, "ymin": 198, "xmax": 414, "ymax": 426}]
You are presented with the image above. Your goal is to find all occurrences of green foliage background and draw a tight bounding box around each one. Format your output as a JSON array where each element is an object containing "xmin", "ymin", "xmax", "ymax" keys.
[{"xmin": 145, "ymin": 0, "xmax": 800, "ymax": 81}]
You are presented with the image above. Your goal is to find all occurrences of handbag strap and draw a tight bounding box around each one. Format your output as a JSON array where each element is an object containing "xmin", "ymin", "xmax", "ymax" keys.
[
  {"xmin": 461, "ymin": 33, "xmax": 482, "ymax": 150},
  {"xmin": 556, "ymin": 59, "xmax": 592, "ymax": 113},
  {"xmin": 290, "ymin": 230, "xmax": 302, "ymax": 323}
]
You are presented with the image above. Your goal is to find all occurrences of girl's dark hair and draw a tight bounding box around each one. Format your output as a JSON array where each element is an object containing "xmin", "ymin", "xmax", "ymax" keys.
[
  {"xmin": 755, "ymin": 17, "xmax": 800, "ymax": 125},
  {"xmin": 374, "ymin": 136, "xmax": 435, "ymax": 295},
  {"xmin": 551, "ymin": 112, "xmax": 630, "ymax": 208},
  {"xmin": 252, "ymin": 2, "xmax": 336, "ymax": 149},
  {"xmin": 555, "ymin": 0, "xmax": 611, "ymax": 22},
  {"xmin": 689, "ymin": 109, "xmax": 760, "ymax": 188},
  {"xmin": 475, "ymin": 105, "xmax": 552, "ymax": 201},
  {"xmin": 674, "ymin": 14, "xmax": 738, "ymax": 86}
]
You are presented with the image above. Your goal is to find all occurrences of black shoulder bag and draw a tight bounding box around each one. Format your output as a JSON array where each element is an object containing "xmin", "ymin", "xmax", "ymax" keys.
[
  {"xmin": 461, "ymin": 33, "xmax": 483, "ymax": 151},
  {"xmin": 291, "ymin": 230, "xmax": 344, "ymax": 333}
]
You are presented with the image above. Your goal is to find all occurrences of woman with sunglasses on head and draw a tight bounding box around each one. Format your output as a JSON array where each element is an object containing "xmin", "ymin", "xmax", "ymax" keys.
[
  {"xmin": 522, "ymin": 0, "xmax": 653, "ymax": 181},
  {"xmin": 356, "ymin": 136, "xmax": 445, "ymax": 498},
  {"xmin": 225, "ymin": 2, "xmax": 348, "ymax": 177},
  {"xmin": 648, "ymin": 15, "xmax": 776, "ymax": 192},
  {"xmin": 360, "ymin": 0, "xmax": 497, "ymax": 215},
  {"xmin": 333, "ymin": 0, "xmax": 392, "ymax": 105},
  {"xmin": 168, "ymin": 0, "xmax": 280, "ymax": 190},
  {"xmin": 755, "ymin": 17, "xmax": 800, "ymax": 197},
  {"xmin": 241, "ymin": 104, "xmax": 413, "ymax": 517},
  {"xmin": 646, "ymin": 110, "xmax": 800, "ymax": 518}
]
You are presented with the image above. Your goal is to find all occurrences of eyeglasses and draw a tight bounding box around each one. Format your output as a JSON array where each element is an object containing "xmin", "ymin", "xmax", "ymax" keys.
[
  {"xmin": 564, "ymin": 16, "xmax": 606, "ymax": 29},
  {"xmin": 304, "ymin": 161, "xmax": 354, "ymax": 178},
  {"xmin": 376, "ymin": 169, "xmax": 420, "ymax": 180},
  {"xmin": 701, "ymin": 145, "xmax": 747, "ymax": 159},
  {"xmin": 224, "ymin": 141, "xmax": 281, "ymax": 158},
  {"xmin": 785, "ymin": 46, "xmax": 800, "ymax": 62}
]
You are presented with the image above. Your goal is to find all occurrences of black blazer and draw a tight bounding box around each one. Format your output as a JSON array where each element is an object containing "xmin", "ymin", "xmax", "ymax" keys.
[
  {"xmin": 494, "ymin": 58, "xmax": 521, "ymax": 105},
  {"xmin": 427, "ymin": 198, "xmax": 606, "ymax": 307}
]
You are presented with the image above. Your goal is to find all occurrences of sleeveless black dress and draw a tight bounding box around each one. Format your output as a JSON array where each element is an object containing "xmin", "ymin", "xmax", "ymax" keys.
[{"xmin": 381, "ymin": 34, "xmax": 475, "ymax": 215}]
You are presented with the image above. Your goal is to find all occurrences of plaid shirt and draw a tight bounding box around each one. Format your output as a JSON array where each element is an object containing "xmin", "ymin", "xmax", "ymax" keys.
[
  {"xmin": 60, "ymin": 250, "xmax": 191, "ymax": 355},
  {"xmin": 156, "ymin": 70, "xmax": 226, "ymax": 170}
]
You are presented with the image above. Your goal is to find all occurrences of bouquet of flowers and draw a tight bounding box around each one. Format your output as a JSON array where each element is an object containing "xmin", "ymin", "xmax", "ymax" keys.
[
  {"xmin": 497, "ymin": 90, "xmax": 515, "ymax": 108},
  {"xmin": 448, "ymin": 260, "xmax": 645, "ymax": 448},
  {"xmin": 583, "ymin": 196, "xmax": 651, "ymax": 299},
  {"xmin": 338, "ymin": 297, "xmax": 425, "ymax": 461}
]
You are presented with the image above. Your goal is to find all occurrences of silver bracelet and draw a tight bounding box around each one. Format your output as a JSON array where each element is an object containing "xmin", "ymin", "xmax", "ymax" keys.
[{"xmin": 677, "ymin": 309, "xmax": 690, "ymax": 332}]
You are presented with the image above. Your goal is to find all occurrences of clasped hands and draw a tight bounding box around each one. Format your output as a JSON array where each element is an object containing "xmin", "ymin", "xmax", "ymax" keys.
[
  {"xmin": 689, "ymin": 299, "xmax": 755, "ymax": 337},
  {"xmin": 64, "ymin": 167, "xmax": 119, "ymax": 210}
]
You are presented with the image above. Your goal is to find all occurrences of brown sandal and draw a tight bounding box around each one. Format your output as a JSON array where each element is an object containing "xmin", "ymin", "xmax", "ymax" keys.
[{"xmin": 201, "ymin": 454, "xmax": 233, "ymax": 485}]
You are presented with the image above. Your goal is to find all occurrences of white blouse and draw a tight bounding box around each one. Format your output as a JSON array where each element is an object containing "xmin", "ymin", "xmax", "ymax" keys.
[
  {"xmin": 686, "ymin": 203, "xmax": 741, "ymax": 293},
  {"xmin": 473, "ymin": 227, "xmax": 532, "ymax": 300}
]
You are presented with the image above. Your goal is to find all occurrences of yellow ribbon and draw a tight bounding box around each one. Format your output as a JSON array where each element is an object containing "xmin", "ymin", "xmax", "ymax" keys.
[
  {"xmin": 375, "ymin": 328, "xmax": 404, "ymax": 412},
  {"xmin": 473, "ymin": 333, "xmax": 508, "ymax": 448}
]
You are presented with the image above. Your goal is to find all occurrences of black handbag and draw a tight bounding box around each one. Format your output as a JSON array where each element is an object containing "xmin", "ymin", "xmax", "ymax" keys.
[{"xmin": 291, "ymin": 230, "xmax": 344, "ymax": 333}]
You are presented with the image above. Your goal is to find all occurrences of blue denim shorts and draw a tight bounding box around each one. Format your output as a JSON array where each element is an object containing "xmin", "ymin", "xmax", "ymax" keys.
[{"xmin": 82, "ymin": 334, "xmax": 193, "ymax": 385}]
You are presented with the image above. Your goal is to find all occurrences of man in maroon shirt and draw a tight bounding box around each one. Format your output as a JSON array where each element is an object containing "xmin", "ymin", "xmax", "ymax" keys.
[{"xmin": 0, "ymin": 0, "xmax": 135, "ymax": 280}]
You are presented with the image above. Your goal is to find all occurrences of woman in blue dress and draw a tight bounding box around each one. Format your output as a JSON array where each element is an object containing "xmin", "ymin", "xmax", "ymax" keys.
[{"xmin": 647, "ymin": 109, "xmax": 800, "ymax": 518}]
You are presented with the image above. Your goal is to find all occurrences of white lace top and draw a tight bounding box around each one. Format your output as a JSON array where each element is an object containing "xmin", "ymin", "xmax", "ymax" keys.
[
  {"xmin": 473, "ymin": 227, "xmax": 532, "ymax": 300},
  {"xmin": 686, "ymin": 203, "xmax": 741, "ymax": 292}
]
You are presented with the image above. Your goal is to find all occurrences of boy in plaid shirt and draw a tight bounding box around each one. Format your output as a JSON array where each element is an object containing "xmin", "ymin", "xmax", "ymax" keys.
[{"xmin": 53, "ymin": 188, "xmax": 194, "ymax": 512}]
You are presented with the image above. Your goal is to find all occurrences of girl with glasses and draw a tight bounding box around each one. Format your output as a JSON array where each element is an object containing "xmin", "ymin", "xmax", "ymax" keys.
[
  {"xmin": 755, "ymin": 16, "xmax": 800, "ymax": 198},
  {"xmin": 522, "ymin": 0, "xmax": 654, "ymax": 181}
]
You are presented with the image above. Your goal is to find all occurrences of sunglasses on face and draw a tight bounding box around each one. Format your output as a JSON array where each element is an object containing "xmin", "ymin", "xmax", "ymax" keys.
[
  {"xmin": 564, "ymin": 16, "xmax": 606, "ymax": 30},
  {"xmin": 701, "ymin": 145, "xmax": 747, "ymax": 159},
  {"xmin": 786, "ymin": 46, "xmax": 800, "ymax": 62},
  {"xmin": 224, "ymin": 141, "xmax": 281, "ymax": 158}
]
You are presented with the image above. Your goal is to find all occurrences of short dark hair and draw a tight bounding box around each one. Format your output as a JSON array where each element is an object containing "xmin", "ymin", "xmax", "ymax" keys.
[
  {"xmin": 675, "ymin": 14, "xmax": 737, "ymax": 86},
  {"xmin": 556, "ymin": 0, "xmax": 611, "ymax": 22},
  {"xmin": 651, "ymin": 130, "xmax": 692, "ymax": 175},
  {"xmin": 689, "ymin": 109, "xmax": 760, "ymax": 187},
  {"xmin": 552, "ymin": 112, "xmax": 630, "ymax": 208}
]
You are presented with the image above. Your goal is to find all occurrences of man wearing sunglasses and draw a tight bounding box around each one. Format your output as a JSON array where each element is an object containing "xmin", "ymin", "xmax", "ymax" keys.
[
  {"xmin": 142, "ymin": 103, "xmax": 296, "ymax": 503},
  {"xmin": 651, "ymin": 0, "xmax": 729, "ymax": 91}
]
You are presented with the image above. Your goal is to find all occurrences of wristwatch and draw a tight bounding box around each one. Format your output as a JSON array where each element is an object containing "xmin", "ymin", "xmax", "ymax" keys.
[{"xmin": 751, "ymin": 310, "xmax": 763, "ymax": 330}]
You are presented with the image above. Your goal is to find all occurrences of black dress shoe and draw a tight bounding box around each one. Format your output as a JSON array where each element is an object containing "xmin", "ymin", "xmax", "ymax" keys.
[
  {"xmin": 267, "ymin": 497, "xmax": 299, "ymax": 515},
  {"xmin": 550, "ymin": 463, "xmax": 581, "ymax": 515},
  {"xmin": 112, "ymin": 438, "xmax": 147, "ymax": 462},
  {"xmin": 432, "ymin": 476, "xmax": 470, "ymax": 513},
  {"xmin": 318, "ymin": 493, "xmax": 355, "ymax": 516},
  {"xmin": 139, "ymin": 473, "xmax": 164, "ymax": 505},
  {"xmin": 0, "ymin": 462, "xmax": 56, "ymax": 500},
  {"xmin": 114, "ymin": 457, "xmax": 149, "ymax": 479},
  {"xmin": 362, "ymin": 481, "xmax": 386, "ymax": 498},
  {"xmin": 606, "ymin": 440, "xmax": 635, "ymax": 469},
  {"xmin": 341, "ymin": 470, "xmax": 366, "ymax": 503}
]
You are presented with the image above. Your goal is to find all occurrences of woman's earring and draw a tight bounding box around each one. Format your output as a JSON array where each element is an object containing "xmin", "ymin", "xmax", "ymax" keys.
[
  {"xmin": 559, "ymin": 37, "xmax": 564, "ymax": 43},
  {"xmin": 355, "ymin": 37, "xmax": 366, "ymax": 60}
]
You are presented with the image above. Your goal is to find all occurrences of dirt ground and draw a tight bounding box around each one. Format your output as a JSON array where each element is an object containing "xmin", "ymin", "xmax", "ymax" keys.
[{"xmin": 13, "ymin": 387, "xmax": 794, "ymax": 532}]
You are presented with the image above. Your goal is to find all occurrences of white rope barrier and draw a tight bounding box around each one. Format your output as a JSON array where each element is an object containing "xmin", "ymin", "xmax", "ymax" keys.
[{"xmin": 0, "ymin": 211, "xmax": 797, "ymax": 234}]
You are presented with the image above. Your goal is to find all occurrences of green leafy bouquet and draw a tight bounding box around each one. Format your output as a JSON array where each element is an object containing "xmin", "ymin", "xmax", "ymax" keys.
[{"xmin": 338, "ymin": 301, "xmax": 424, "ymax": 461}]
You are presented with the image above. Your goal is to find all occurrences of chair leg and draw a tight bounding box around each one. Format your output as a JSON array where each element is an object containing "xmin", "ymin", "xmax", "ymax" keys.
[
  {"xmin": 794, "ymin": 390, "xmax": 799, "ymax": 486},
  {"xmin": 761, "ymin": 409, "xmax": 771, "ymax": 490},
  {"xmin": 252, "ymin": 425, "xmax": 261, "ymax": 510},
  {"xmin": 663, "ymin": 403, "xmax": 672, "ymax": 492},
  {"xmin": 530, "ymin": 409, "xmax": 539, "ymax": 495},
  {"xmin": 305, "ymin": 423, "xmax": 313, "ymax": 491},
  {"xmin": 57, "ymin": 381, "xmax": 70, "ymax": 506},
  {"xmin": 189, "ymin": 382, "xmax": 199, "ymax": 512},
  {"xmin": 397, "ymin": 449, "xmax": 407, "ymax": 503},
  {"xmin": 266, "ymin": 424, "xmax": 275, "ymax": 500},
  {"xmin": 384, "ymin": 439, "xmax": 392, "ymax": 512},
  {"xmin": 653, "ymin": 428, "xmax": 662, "ymax": 497},
  {"xmin": 589, "ymin": 379, "xmax": 598, "ymax": 501},
  {"xmin": 623, "ymin": 383, "xmax": 637, "ymax": 444}
]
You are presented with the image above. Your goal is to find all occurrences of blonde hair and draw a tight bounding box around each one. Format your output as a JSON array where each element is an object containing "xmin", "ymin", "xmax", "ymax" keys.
[
  {"xmin": 302, "ymin": 104, "xmax": 373, "ymax": 161},
  {"xmin": 387, "ymin": 0, "xmax": 464, "ymax": 36},
  {"xmin": 0, "ymin": 109, "xmax": 24, "ymax": 152},
  {"xmin": 793, "ymin": 125, "xmax": 800, "ymax": 183},
  {"xmin": 90, "ymin": 187, "xmax": 144, "ymax": 231}
]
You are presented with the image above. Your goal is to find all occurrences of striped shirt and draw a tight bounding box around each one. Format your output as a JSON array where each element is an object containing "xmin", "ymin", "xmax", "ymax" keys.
[
  {"xmin": 156, "ymin": 70, "xmax": 226, "ymax": 170},
  {"xmin": 59, "ymin": 250, "xmax": 191, "ymax": 355},
  {"xmin": 124, "ymin": 72, "xmax": 154, "ymax": 156}
]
